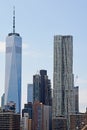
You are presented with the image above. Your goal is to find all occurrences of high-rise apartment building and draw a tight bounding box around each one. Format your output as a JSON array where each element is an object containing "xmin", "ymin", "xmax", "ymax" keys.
[
  {"xmin": 53, "ymin": 35, "xmax": 75, "ymax": 119},
  {"xmin": 4, "ymin": 8, "xmax": 22, "ymax": 113},
  {"xmin": 27, "ymin": 84, "xmax": 33, "ymax": 103}
]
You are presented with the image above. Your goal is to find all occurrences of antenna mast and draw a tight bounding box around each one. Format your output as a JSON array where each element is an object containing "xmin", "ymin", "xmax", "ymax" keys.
[{"xmin": 13, "ymin": 6, "xmax": 15, "ymax": 33}]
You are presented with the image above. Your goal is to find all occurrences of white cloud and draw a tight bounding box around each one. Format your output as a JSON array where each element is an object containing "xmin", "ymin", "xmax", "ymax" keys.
[{"xmin": 0, "ymin": 42, "xmax": 5, "ymax": 53}]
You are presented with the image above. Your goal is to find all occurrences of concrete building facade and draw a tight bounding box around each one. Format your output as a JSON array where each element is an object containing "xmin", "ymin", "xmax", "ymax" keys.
[{"xmin": 0, "ymin": 112, "xmax": 20, "ymax": 130}]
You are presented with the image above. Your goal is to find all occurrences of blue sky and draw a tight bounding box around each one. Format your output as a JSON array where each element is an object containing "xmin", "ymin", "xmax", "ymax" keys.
[{"xmin": 0, "ymin": 0, "xmax": 87, "ymax": 112}]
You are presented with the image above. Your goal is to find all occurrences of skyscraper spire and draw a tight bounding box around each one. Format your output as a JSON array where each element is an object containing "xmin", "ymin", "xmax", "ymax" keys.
[{"xmin": 13, "ymin": 6, "xmax": 15, "ymax": 33}]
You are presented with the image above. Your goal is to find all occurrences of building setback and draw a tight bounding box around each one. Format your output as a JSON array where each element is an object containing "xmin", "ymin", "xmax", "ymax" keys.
[
  {"xmin": 4, "ymin": 8, "xmax": 22, "ymax": 113},
  {"xmin": 53, "ymin": 35, "xmax": 75, "ymax": 118}
]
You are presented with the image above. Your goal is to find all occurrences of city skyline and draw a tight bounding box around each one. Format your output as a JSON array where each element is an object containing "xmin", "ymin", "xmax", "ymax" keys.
[{"xmin": 0, "ymin": 0, "xmax": 87, "ymax": 112}]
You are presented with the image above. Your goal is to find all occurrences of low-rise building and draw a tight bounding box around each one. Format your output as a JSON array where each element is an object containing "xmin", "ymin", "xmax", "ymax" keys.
[
  {"xmin": 52, "ymin": 117, "xmax": 67, "ymax": 130},
  {"xmin": 70, "ymin": 113, "xmax": 87, "ymax": 130},
  {"xmin": 0, "ymin": 112, "xmax": 20, "ymax": 130}
]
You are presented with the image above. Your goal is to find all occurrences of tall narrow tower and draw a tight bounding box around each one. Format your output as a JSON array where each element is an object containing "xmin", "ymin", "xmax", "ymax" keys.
[
  {"xmin": 33, "ymin": 70, "xmax": 52, "ymax": 106},
  {"xmin": 5, "ymin": 7, "xmax": 22, "ymax": 113},
  {"xmin": 52, "ymin": 35, "xmax": 75, "ymax": 119}
]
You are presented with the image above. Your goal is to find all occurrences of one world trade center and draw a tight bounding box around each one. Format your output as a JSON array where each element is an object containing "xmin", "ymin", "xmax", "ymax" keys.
[{"xmin": 5, "ymin": 8, "xmax": 22, "ymax": 113}]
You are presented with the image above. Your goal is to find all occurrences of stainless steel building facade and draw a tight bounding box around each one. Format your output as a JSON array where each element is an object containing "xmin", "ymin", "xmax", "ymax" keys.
[{"xmin": 53, "ymin": 35, "xmax": 75, "ymax": 119}]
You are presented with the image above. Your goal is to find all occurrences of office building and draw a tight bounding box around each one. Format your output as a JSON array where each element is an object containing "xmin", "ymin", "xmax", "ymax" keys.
[
  {"xmin": 33, "ymin": 101, "xmax": 52, "ymax": 130},
  {"xmin": 40, "ymin": 70, "xmax": 48, "ymax": 104},
  {"xmin": 0, "ymin": 112, "xmax": 20, "ymax": 130},
  {"xmin": 28, "ymin": 119, "xmax": 32, "ymax": 130},
  {"xmin": 40, "ymin": 70, "xmax": 52, "ymax": 106},
  {"xmin": 53, "ymin": 35, "xmax": 75, "ymax": 118},
  {"xmin": 33, "ymin": 70, "xmax": 52, "ymax": 106},
  {"xmin": 32, "ymin": 101, "xmax": 43, "ymax": 130},
  {"xmin": 43, "ymin": 105, "xmax": 52, "ymax": 130},
  {"xmin": 33, "ymin": 74, "xmax": 41, "ymax": 102},
  {"xmin": 4, "ymin": 8, "xmax": 22, "ymax": 113},
  {"xmin": 21, "ymin": 115, "xmax": 32, "ymax": 130},
  {"xmin": 22, "ymin": 113, "xmax": 29, "ymax": 130},
  {"xmin": 22, "ymin": 102, "xmax": 32, "ymax": 119},
  {"xmin": 74, "ymin": 86, "xmax": 79, "ymax": 113},
  {"xmin": 27, "ymin": 84, "xmax": 33, "ymax": 103}
]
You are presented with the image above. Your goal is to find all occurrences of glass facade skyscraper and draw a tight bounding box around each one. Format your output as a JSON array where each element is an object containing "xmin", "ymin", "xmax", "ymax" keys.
[
  {"xmin": 33, "ymin": 70, "xmax": 52, "ymax": 106},
  {"xmin": 5, "ymin": 33, "xmax": 22, "ymax": 113},
  {"xmin": 27, "ymin": 84, "xmax": 33, "ymax": 103},
  {"xmin": 4, "ymin": 8, "xmax": 22, "ymax": 113}
]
